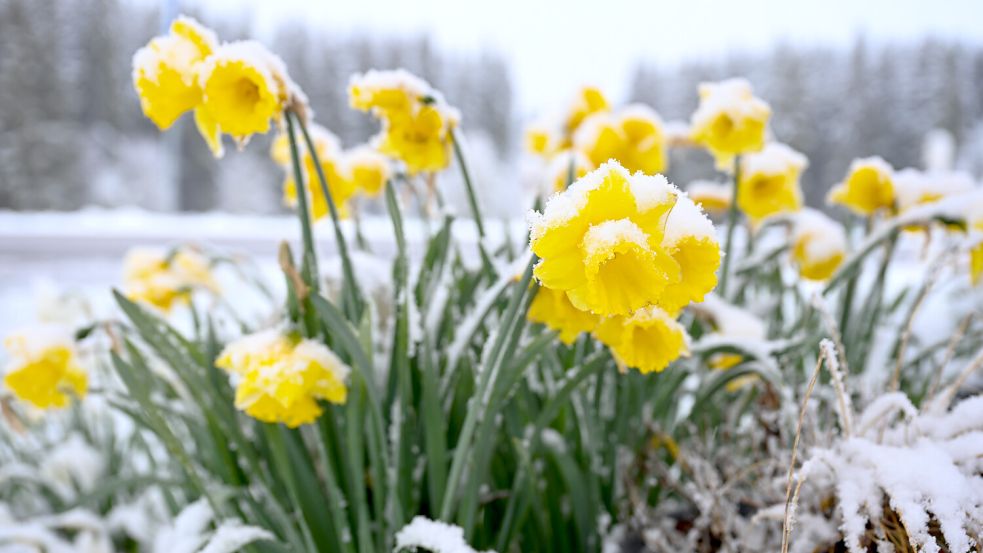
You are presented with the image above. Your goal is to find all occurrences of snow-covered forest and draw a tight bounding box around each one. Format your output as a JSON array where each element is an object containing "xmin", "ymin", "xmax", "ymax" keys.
[{"xmin": 3, "ymin": 0, "xmax": 983, "ymax": 214}]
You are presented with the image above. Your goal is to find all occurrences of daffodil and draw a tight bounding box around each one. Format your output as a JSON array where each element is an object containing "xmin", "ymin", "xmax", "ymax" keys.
[
  {"xmin": 971, "ymin": 240, "xmax": 983, "ymax": 285},
  {"xmin": 123, "ymin": 246, "xmax": 217, "ymax": 312},
  {"xmin": 969, "ymin": 205, "xmax": 983, "ymax": 285},
  {"xmin": 347, "ymin": 146, "xmax": 391, "ymax": 197},
  {"xmin": 687, "ymin": 181, "xmax": 731, "ymax": 214},
  {"xmin": 690, "ymin": 79, "xmax": 771, "ymax": 170},
  {"xmin": 790, "ymin": 209, "xmax": 847, "ymax": 281},
  {"xmin": 348, "ymin": 70, "xmax": 459, "ymax": 175},
  {"xmin": 132, "ymin": 16, "xmax": 218, "ymax": 130},
  {"xmin": 3, "ymin": 326, "xmax": 87, "ymax": 410},
  {"xmin": 658, "ymin": 192, "xmax": 722, "ymax": 313},
  {"xmin": 594, "ymin": 306, "xmax": 689, "ymax": 373},
  {"xmin": 216, "ymin": 329, "xmax": 349, "ymax": 428},
  {"xmin": 827, "ymin": 157, "xmax": 895, "ymax": 216},
  {"xmin": 378, "ymin": 104, "xmax": 458, "ymax": 174},
  {"xmin": 280, "ymin": 126, "xmax": 356, "ymax": 220},
  {"xmin": 575, "ymin": 105, "xmax": 668, "ymax": 175},
  {"xmin": 526, "ymin": 124, "xmax": 557, "ymax": 156},
  {"xmin": 348, "ymin": 69, "xmax": 430, "ymax": 116},
  {"xmin": 737, "ymin": 143, "xmax": 807, "ymax": 223},
  {"xmin": 528, "ymin": 161, "xmax": 719, "ymax": 317},
  {"xmin": 564, "ymin": 86, "xmax": 610, "ymax": 136},
  {"xmin": 197, "ymin": 41, "xmax": 295, "ymax": 156},
  {"xmin": 527, "ymin": 287, "xmax": 599, "ymax": 345}
]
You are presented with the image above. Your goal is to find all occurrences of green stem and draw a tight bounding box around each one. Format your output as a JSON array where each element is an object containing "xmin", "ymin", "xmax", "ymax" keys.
[
  {"xmin": 719, "ymin": 156, "xmax": 741, "ymax": 298},
  {"xmin": 291, "ymin": 111, "xmax": 363, "ymax": 319},
  {"xmin": 284, "ymin": 112, "xmax": 319, "ymax": 290},
  {"xmin": 438, "ymin": 254, "xmax": 538, "ymax": 521},
  {"xmin": 450, "ymin": 127, "xmax": 486, "ymax": 237}
]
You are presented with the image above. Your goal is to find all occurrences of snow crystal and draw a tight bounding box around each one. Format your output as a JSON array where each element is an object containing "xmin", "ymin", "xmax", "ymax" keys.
[
  {"xmin": 394, "ymin": 516, "xmax": 493, "ymax": 553},
  {"xmin": 740, "ymin": 142, "xmax": 807, "ymax": 177},
  {"xmin": 662, "ymin": 191, "xmax": 716, "ymax": 245},
  {"xmin": 528, "ymin": 161, "xmax": 626, "ymax": 242},
  {"xmin": 627, "ymin": 172, "xmax": 677, "ymax": 213},
  {"xmin": 581, "ymin": 218, "xmax": 649, "ymax": 255},
  {"xmin": 198, "ymin": 522, "xmax": 273, "ymax": 553}
]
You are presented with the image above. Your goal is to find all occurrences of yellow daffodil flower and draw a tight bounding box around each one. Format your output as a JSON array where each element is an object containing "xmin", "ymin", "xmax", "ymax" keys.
[
  {"xmin": 216, "ymin": 329, "xmax": 349, "ymax": 427},
  {"xmin": 790, "ymin": 209, "xmax": 847, "ymax": 281},
  {"xmin": 132, "ymin": 16, "xmax": 218, "ymax": 130},
  {"xmin": 737, "ymin": 143, "xmax": 807, "ymax": 223},
  {"xmin": 347, "ymin": 146, "xmax": 391, "ymax": 197},
  {"xmin": 575, "ymin": 104, "xmax": 668, "ymax": 175},
  {"xmin": 349, "ymin": 69, "xmax": 459, "ymax": 175},
  {"xmin": 594, "ymin": 306, "xmax": 690, "ymax": 373},
  {"xmin": 564, "ymin": 86, "xmax": 610, "ymax": 136},
  {"xmin": 123, "ymin": 246, "xmax": 217, "ymax": 312},
  {"xmin": 3, "ymin": 326, "xmax": 87, "ymax": 410},
  {"xmin": 527, "ymin": 287, "xmax": 599, "ymax": 345},
  {"xmin": 690, "ymin": 78, "xmax": 771, "ymax": 170},
  {"xmin": 827, "ymin": 157, "xmax": 895, "ymax": 216},
  {"xmin": 528, "ymin": 161, "xmax": 719, "ymax": 317},
  {"xmin": 197, "ymin": 41, "xmax": 295, "ymax": 155}
]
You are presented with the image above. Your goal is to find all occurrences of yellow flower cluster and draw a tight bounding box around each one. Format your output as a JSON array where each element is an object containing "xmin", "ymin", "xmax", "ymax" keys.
[
  {"xmin": 525, "ymin": 87, "xmax": 672, "ymax": 195},
  {"xmin": 133, "ymin": 16, "xmax": 301, "ymax": 157},
  {"xmin": 528, "ymin": 161, "xmax": 720, "ymax": 372},
  {"xmin": 574, "ymin": 104, "xmax": 668, "ymax": 176},
  {"xmin": 215, "ymin": 329, "xmax": 350, "ymax": 428},
  {"xmin": 348, "ymin": 69, "xmax": 460, "ymax": 175},
  {"xmin": 827, "ymin": 157, "xmax": 895, "ymax": 216},
  {"xmin": 3, "ymin": 326, "xmax": 87, "ymax": 410},
  {"xmin": 737, "ymin": 142, "xmax": 807, "ymax": 223},
  {"xmin": 790, "ymin": 209, "xmax": 847, "ymax": 281},
  {"xmin": 123, "ymin": 246, "xmax": 217, "ymax": 312},
  {"xmin": 690, "ymin": 78, "xmax": 771, "ymax": 170},
  {"xmin": 272, "ymin": 126, "xmax": 393, "ymax": 220}
]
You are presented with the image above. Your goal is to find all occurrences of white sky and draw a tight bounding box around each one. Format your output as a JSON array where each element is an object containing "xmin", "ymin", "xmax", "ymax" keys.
[{"xmin": 187, "ymin": 0, "xmax": 983, "ymax": 114}]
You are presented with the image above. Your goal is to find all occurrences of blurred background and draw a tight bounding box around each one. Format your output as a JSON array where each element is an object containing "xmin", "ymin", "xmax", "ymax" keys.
[
  {"xmin": 2, "ymin": 0, "xmax": 983, "ymax": 216},
  {"xmin": 2, "ymin": 0, "xmax": 983, "ymax": 334}
]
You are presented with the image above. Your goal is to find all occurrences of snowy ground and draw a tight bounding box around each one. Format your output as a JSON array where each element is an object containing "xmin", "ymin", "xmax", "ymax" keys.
[
  {"xmin": 2, "ymin": 208, "xmax": 980, "ymax": 346},
  {"xmin": 0, "ymin": 208, "xmax": 527, "ymax": 337}
]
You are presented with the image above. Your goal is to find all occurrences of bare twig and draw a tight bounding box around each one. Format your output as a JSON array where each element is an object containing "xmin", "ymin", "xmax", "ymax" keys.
[{"xmin": 781, "ymin": 343, "xmax": 831, "ymax": 553}]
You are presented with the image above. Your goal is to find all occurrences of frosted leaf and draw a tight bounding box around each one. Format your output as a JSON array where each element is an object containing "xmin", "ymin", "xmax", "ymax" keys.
[
  {"xmin": 691, "ymin": 294, "xmax": 766, "ymax": 340},
  {"xmin": 198, "ymin": 522, "xmax": 273, "ymax": 553},
  {"xmin": 394, "ymin": 516, "xmax": 494, "ymax": 553}
]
